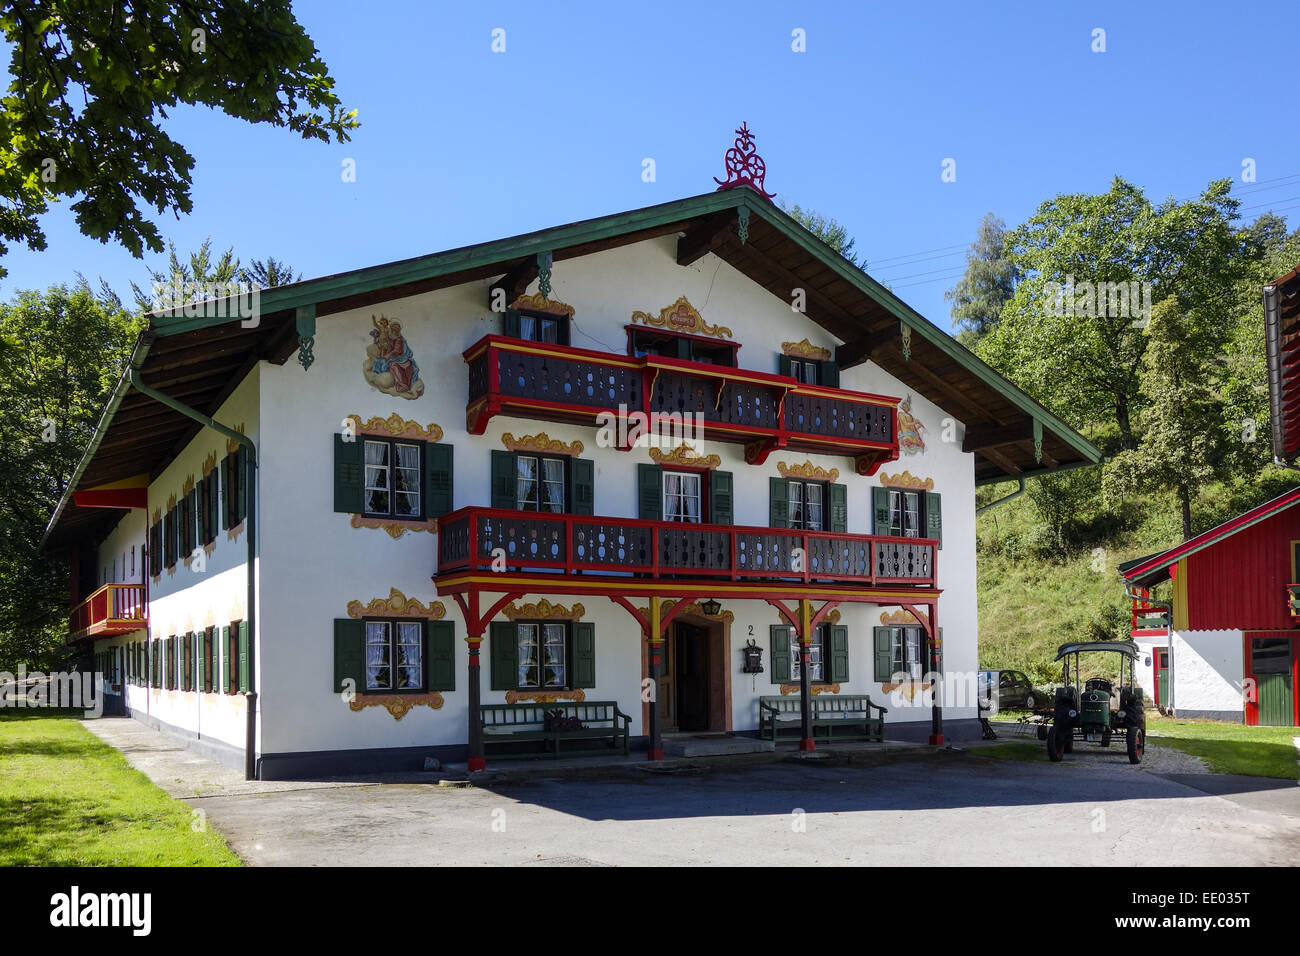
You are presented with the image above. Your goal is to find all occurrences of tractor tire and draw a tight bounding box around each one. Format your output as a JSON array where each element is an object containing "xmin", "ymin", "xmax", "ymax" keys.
[
  {"xmin": 1037, "ymin": 724, "xmax": 1048, "ymax": 740},
  {"xmin": 1100, "ymin": 728, "xmax": 1112, "ymax": 748},
  {"xmin": 1046, "ymin": 726, "xmax": 1065, "ymax": 762},
  {"xmin": 1062, "ymin": 731, "xmax": 1073, "ymax": 754},
  {"xmin": 1127, "ymin": 727, "xmax": 1145, "ymax": 764}
]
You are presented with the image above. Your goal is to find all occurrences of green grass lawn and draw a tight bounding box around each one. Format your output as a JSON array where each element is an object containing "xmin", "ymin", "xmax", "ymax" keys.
[
  {"xmin": 970, "ymin": 717, "xmax": 1300, "ymax": 780},
  {"xmin": 0, "ymin": 711, "xmax": 241, "ymax": 865},
  {"xmin": 1146, "ymin": 717, "xmax": 1300, "ymax": 780}
]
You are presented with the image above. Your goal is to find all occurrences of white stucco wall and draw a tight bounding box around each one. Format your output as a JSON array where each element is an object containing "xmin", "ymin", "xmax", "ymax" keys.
[
  {"xmin": 248, "ymin": 233, "xmax": 979, "ymax": 760},
  {"xmin": 89, "ymin": 370, "xmax": 261, "ymax": 755},
  {"xmin": 1170, "ymin": 629, "xmax": 1244, "ymax": 718}
]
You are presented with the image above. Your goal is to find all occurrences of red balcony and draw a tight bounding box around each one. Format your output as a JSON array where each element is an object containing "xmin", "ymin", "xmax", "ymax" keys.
[
  {"xmin": 463, "ymin": 335, "xmax": 900, "ymax": 474},
  {"xmin": 69, "ymin": 584, "xmax": 147, "ymax": 642},
  {"xmin": 437, "ymin": 507, "xmax": 936, "ymax": 593}
]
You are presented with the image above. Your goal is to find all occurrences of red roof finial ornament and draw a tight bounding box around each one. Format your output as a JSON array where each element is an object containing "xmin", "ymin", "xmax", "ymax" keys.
[{"xmin": 714, "ymin": 122, "xmax": 775, "ymax": 200}]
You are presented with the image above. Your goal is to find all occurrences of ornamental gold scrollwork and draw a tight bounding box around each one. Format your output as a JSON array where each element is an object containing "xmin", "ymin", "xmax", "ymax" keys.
[
  {"xmin": 501, "ymin": 433, "xmax": 584, "ymax": 457},
  {"xmin": 648, "ymin": 444, "xmax": 722, "ymax": 470},
  {"xmin": 349, "ymin": 515, "xmax": 437, "ymax": 539},
  {"xmin": 781, "ymin": 338, "xmax": 832, "ymax": 361},
  {"xmin": 502, "ymin": 599, "xmax": 585, "ymax": 622},
  {"xmin": 878, "ymin": 470, "xmax": 934, "ymax": 491},
  {"xmin": 631, "ymin": 296, "xmax": 732, "ymax": 339},
  {"xmin": 776, "ymin": 460, "xmax": 840, "ymax": 482},
  {"xmin": 349, "ymin": 693, "xmax": 444, "ymax": 720},
  {"xmin": 346, "ymin": 413, "xmax": 443, "ymax": 443},
  {"xmin": 347, "ymin": 588, "xmax": 446, "ymax": 620},
  {"xmin": 504, "ymin": 689, "xmax": 587, "ymax": 704},
  {"xmin": 510, "ymin": 293, "xmax": 575, "ymax": 318},
  {"xmin": 779, "ymin": 682, "xmax": 841, "ymax": 696},
  {"xmin": 879, "ymin": 609, "xmax": 920, "ymax": 626},
  {"xmin": 636, "ymin": 600, "xmax": 734, "ymax": 623}
]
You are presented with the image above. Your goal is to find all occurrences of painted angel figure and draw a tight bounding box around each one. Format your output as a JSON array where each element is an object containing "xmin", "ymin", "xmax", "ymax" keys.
[{"xmin": 897, "ymin": 395, "xmax": 927, "ymax": 455}]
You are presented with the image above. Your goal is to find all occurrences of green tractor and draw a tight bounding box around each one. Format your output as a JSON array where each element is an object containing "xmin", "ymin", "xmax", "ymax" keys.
[{"xmin": 1046, "ymin": 641, "xmax": 1146, "ymax": 764}]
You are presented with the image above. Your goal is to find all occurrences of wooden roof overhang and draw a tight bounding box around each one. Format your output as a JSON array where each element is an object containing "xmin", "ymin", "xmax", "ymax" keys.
[
  {"xmin": 1264, "ymin": 265, "xmax": 1300, "ymax": 463},
  {"xmin": 45, "ymin": 186, "xmax": 1099, "ymax": 550}
]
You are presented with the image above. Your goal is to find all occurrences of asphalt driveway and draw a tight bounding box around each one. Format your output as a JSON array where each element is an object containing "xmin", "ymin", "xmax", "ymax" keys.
[{"xmin": 84, "ymin": 718, "xmax": 1300, "ymax": 866}]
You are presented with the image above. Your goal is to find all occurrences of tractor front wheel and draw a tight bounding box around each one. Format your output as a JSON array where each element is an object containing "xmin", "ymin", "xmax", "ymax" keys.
[
  {"xmin": 1046, "ymin": 726, "xmax": 1065, "ymax": 762},
  {"xmin": 1127, "ymin": 727, "xmax": 1145, "ymax": 764},
  {"xmin": 1037, "ymin": 724, "xmax": 1048, "ymax": 740},
  {"xmin": 1100, "ymin": 728, "xmax": 1112, "ymax": 748}
]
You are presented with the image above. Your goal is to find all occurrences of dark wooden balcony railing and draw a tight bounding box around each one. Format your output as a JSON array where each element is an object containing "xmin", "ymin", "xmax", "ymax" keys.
[
  {"xmin": 438, "ymin": 507, "xmax": 936, "ymax": 587},
  {"xmin": 464, "ymin": 335, "xmax": 898, "ymax": 472},
  {"xmin": 69, "ymin": 583, "xmax": 147, "ymax": 641}
]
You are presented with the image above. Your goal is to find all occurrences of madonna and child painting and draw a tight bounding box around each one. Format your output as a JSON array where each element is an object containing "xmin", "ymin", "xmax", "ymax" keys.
[{"xmin": 364, "ymin": 314, "xmax": 425, "ymax": 399}]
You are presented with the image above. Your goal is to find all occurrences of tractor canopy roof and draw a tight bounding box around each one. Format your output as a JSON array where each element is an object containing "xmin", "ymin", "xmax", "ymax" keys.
[{"xmin": 1054, "ymin": 641, "xmax": 1139, "ymax": 662}]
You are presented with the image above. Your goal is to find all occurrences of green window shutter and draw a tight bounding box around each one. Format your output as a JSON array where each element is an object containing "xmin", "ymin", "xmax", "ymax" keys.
[
  {"xmin": 828, "ymin": 482, "xmax": 848, "ymax": 533},
  {"xmin": 573, "ymin": 622, "xmax": 596, "ymax": 688},
  {"xmin": 873, "ymin": 627, "xmax": 893, "ymax": 682},
  {"xmin": 490, "ymin": 450, "xmax": 517, "ymax": 510},
  {"xmin": 569, "ymin": 457, "xmax": 595, "ymax": 516},
  {"xmin": 220, "ymin": 455, "xmax": 231, "ymax": 530},
  {"xmin": 333, "ymin": 435, "xmax": 364, "ymax": 513},
  {"xmin": 426, "ymin": 621, "xmax": 455, "ymax": 692},
  {"xmin": 490, "ymin": 621, "xmax": 518, "ymax": 691},
  {"xmin": 709, "ymin": 470, "xmax": 733, "ymax": 525},
  {"xmin": 235, "ymin": 446, "xmax": 248, "ymax": 524},
  {"xmin": 183, "ymin": 634, "xmax": 191, "ymax": 691},
  {"xmin": 926, "ymin": 491, "xmax": 942, "ymax": 549},
  {"xmin": 187, "ymin": 486, "xmax": 198, "ymax": 553},
  {"xmin": 423, "ymin": 442, "xmax": 454, "ymax": 519},
  {"xmin": 503, "ymin": 309, "xmax": 521, "ymax": 338},
  {"xmin": 637, "ymin": 464, "xmax": 662, "ymax": 521},
  {"xmin": 778, "ymin": 354, "xmax": 793, "ymax": 377},
  {"xmin": 333, "ymin": 619, "xmax": 365, "ymax": 693},
  {"xmin": 770, "ymin": 625, "xmax": 791, "ymax": 683},
  {"xmin": 203, "ymin": 629, "xmax": 212, "ymax": 692},
  {"xmin": 207, "ymin": 471, "xmax": 220, "ymax": 541},
  {"xmin": 769, "ymin": 477, "xmax": 789, "ymax": 529},
  {"xmin": 195, "ymin": 481, "xmax": 206, "ymax": 546},
  {"xmin": 238, "ymin": 620, "xmax": 250, "ymax": 693},
  {"xmin": 830, "ymin": 625, "xmax": 849, "ymax": 682},
  {"xmin": 872, "ymin": 486, "xmax": 891, "ymax": 535},
  {"xmin": 221, "ymin": 626, "xmax": 231, "ymax": 694},
  {"xmin": 820, "ymin": 361, "xmax": 840, "ymax": 388}
]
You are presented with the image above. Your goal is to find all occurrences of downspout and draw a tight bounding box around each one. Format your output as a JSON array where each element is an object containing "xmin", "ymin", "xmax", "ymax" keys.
[
  {"xmin": 127, "ymin": 364, "xmax": 259, "ymax": 780},
  {"xmin": 1125, "ymin": 587, "xmax": 1173, "ymax": 715},
  {"xmin": 976, "ymin": 478, "xmax": 1025, "ymax": 516}
]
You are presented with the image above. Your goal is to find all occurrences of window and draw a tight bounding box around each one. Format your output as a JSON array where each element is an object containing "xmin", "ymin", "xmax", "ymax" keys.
[
  {"xmin": 663, "ymin": 470, "xmax": 702, "ymax": 523},
  {"xmin": 365, "ymin": 619, "xmax": 424, "ymax": 691},
  {"xmin": 505, "ymin": 308, "xmax": 570, "ymax": 346},
  {"xmin": 628, "ymin": 328, "xmax": 737, "ymax": 367},
  {"xmin": 199, "ymin": 469, "xmax": 219, "ymax": 546},
  {"xmin": 363, "ymin": 438, "xmax": 422, "ymax": 518},
  {"xmin": 516, "ymin": 455, "xmax": 566, "ymax": 512},
  {"xmin": 892, "ymin": 627, "xmax": 923, "ymax": 680},
  {"xmin": 889, "ymin": 490, "xmax": 922, "ymax": 537},
  {"xmin": 787, "ymin": 480, "xmax": 825, "ymax": 531},
  {"xmin": 163, "ymin": 507, "xmax": 176, "ymax": 569},
  {"xmin": 791, "ymin": 625, "xmax": 830, "ymax": 683},
  {"xmin": 202, "ymin": 626, "xmax": 214, "ymax": 693},
  {"xmin": 181, "ymin": 489, "xmax": 196, "ymax": 559},
  {"xmin": 789, "ymin": 358, "xmax": 820, "ymax": 385},
  {"xmin": 517, "ymin": 622, "xmax": 568, "ymax": 689}
]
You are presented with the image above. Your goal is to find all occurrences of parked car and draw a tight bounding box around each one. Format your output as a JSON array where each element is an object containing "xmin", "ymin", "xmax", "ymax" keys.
[{"xmin": 977, "ymin": 669, "xmax": 1040, "ymax": 712}]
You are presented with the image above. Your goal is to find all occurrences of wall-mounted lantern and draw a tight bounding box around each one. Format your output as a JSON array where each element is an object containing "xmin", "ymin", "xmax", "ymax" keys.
[
  {"xmin": 742, "ymin": 639, "xmax": 764, "ymax": 674},
  {"xmin": 700, "ymin": 598, "xmax": 722, "ymax": 617}
]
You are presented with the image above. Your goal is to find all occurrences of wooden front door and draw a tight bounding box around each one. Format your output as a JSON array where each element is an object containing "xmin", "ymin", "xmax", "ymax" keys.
[
  {"xmin": 674, "ymin": 622, "xmax": 711, "ymax": 732},
  {"xmin": 1249, "ymin": 636, "xmax": 1296, "ymax": 726}
]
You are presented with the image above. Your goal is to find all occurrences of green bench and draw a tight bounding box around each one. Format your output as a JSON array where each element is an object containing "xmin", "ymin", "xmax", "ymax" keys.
[
  {"xmin": 480, "ymin": 701, "xmax": 631, "ymax": 759},
  {"xmin": 758, "ymin": 694, "xmax": 888, "ymax": 743}
]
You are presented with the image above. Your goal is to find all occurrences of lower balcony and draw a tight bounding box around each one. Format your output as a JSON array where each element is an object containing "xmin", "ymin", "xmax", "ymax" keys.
[
  {"xmin": 436, "ymin": 507, "xmax": 936, "ymax": 597},
  {"xmin": 69, "ymin": 584, "xmax": 147, "ymax": 642}
]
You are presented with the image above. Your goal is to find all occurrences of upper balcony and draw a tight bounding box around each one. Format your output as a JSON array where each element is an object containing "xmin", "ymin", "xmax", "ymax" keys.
[
  {"xmin": 69, "ymin": 583, "xmax": 147, "ymax": 642},
  {"xmin": 437, "ymin": 506, "xmax": 936, "ymax": 592},
  {"xmin": 463, "ymin": 335, "xmax": 899, "ymax": 473}
]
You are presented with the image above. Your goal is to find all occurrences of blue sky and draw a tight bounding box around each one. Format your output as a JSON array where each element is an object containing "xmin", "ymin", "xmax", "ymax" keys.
[{"xmin": 5, "ymin": 0, "xmax": 1299, "ymax": 328}]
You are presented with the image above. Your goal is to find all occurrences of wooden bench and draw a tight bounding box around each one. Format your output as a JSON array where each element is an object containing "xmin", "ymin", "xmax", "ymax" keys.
[
  {"xmin": 480, "ymin": 701, "xmax": 631, "ymax": 759},
  {"xmin": 758, "ymin": 694, "xmax": 887, "ymax": 743}
]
